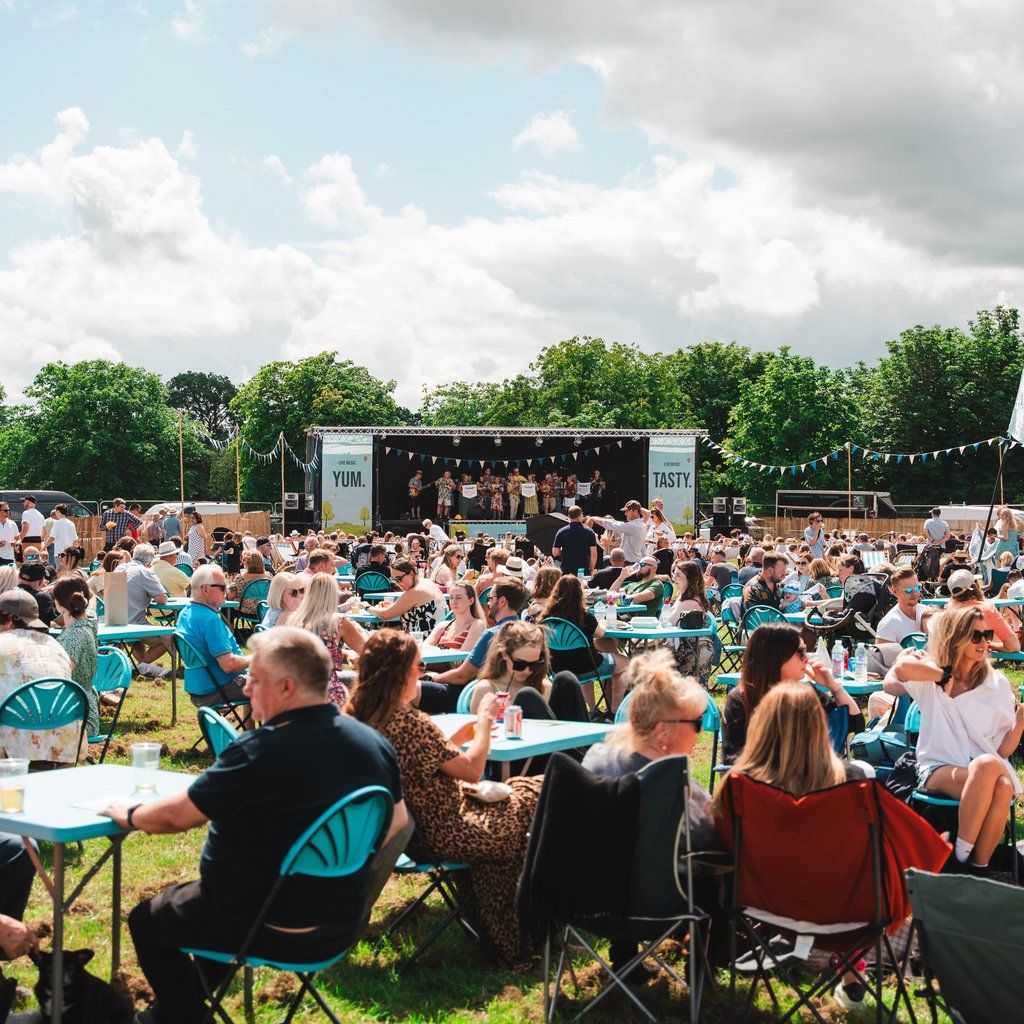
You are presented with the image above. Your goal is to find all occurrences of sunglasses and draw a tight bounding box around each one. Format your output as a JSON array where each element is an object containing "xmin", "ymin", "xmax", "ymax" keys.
[
  {"xmin": 971, "ymin": 629, "xmax": 995, "ymax": 644},
  {"xmin": 204, "ymin": 583, "xmax": 227, "ymax": 591},
  {"xmin": 795, "ymin": 647, "xmax": 809, "ymax": 660},
  {"xmin": 510, "ymin": 656, "xmax": 543, "ymax": 671},
  {"xmin": 901, "ymin": 585, "xmax": 922, "ymax": 594},
  {"xmin": 288, "ymin": 588, "xmax": 306, "ymax": 597},
  {"xmin": 660, "ymin": 717, "xmax": 703, "ymax": 732}
]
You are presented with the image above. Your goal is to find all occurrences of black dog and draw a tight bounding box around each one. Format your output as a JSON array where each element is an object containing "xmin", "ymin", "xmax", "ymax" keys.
[{"xmin": 30, "ymin": 948, "xmax": 133, "ymax": 1023}]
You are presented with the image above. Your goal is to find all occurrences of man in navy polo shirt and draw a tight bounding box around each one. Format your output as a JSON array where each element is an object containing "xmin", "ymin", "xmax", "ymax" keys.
[
  {"xmin": 106, "ymin": 628, "xmax": 408, "ymax": 1024},
  {"xmin": 552, "ymin": 504, "xmax": 599, "ymax": 577},
  {"xmin": 175, "ymin": 564, "xmax": 250, "ymax": 710}
]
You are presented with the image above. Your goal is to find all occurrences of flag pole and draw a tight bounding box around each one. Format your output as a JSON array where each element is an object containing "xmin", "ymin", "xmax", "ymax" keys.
[
  {"xmin": 846, "ymin": 442, "xmax": 852, "ymax": 535},
  {"xmin": 235, "ymin": 430, "xmax": 241, "ymax": 511},
  {"xmin": 178, "ymin": 409, "xmax": 186, "ymax": 519},
  {"xmin": 280, "ymin": 433, "xmax": 286, "ymax": 537},
  {"xmin": 981, "ymin": 440, "xmax": 1008, "ymax": 552}
]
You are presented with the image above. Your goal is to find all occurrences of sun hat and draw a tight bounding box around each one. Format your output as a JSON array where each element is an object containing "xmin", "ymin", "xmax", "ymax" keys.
[
  {"xmin": 156, "ymin": 541, "xmax": 179, "ymax": 557},
  {"xmin": 497, "ymin": 556, "xmax": 528, "ymax": 579}
]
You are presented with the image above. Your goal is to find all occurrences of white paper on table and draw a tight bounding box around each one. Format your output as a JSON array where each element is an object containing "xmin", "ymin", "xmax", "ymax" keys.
[{"xmin": 69, "ymin": 792, "xmax": 162, "ymax": 813}]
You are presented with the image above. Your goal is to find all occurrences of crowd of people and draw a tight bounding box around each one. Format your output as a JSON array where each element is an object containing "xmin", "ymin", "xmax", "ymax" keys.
[{"xmin": 0, "ymin": 495, "xmax": 1021, "ymax": 1022}]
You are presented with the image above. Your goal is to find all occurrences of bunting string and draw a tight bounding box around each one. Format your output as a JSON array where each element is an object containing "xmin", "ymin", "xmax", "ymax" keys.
[
  {"xmin": 379, "ymin": 440, "xmax": 625, "ymax": 470},
  {"xmin": 187, "ymin": 420, "xmax": 322, "ymax": 472}
]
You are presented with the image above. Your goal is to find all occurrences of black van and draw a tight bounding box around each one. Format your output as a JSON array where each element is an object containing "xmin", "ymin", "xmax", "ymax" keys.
[{"xmin": 0, "ymin": 491, "xmax": 94, "ymax": 523}]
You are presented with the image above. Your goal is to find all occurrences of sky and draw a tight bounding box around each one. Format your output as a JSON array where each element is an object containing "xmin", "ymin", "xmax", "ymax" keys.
[{"xmin": 2, "ymin": 0, "xmax": 1024, "ymax": 408}]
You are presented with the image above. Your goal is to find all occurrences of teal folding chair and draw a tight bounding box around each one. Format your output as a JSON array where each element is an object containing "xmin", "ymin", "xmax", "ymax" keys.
[
  {"xmin": 478, "ymin": 587, "xmax": 492, "ymax": 611},
  {"xmin": 0, "ymin": 678, "xmax": 89, "ymax": 766},
  {"xmin": 183, "ymin": 786, "xmax": 394, "ymax": 1024},
  {"xmin": 174, "ymin": 632, "xmax": 251, "ymax": 732},
  {"xmin": 717, "ymin": 604, "xmax": 745, "ymax": 673},
  {"xmin": 740, "ymin": 604, "xmax": 787, "ymax": 636},
  {"xmin": 455, "ymin": 680, "xmax": 481, "ymax": 714},
  {"xmin": 900, "ymin": 632, "xmax": 927, "ymax": 649},
  {"xmin": 197, "ymin": 707, "xmax": 239, "ymax": 758},
  {"xmin": 179, "ymin": 563, "xmax": 194, "ymax": 578},
  {"xmin": 720, "ymin": 583, "xmax": 743, "ymax": 602},
  {"xmin": 88, "ymin": 646, "xmax": 133, "ymax": 763},
  {"xmin": 235, "ymin": 578, "xmax": 272, "ymax": 630},
  {"xmin": 542, "ymin": 617, "xmax": 614, "ymax": 712},
  {"xmin": 355, "ymin": 571, "xmax": 392, "ymax": 597}
]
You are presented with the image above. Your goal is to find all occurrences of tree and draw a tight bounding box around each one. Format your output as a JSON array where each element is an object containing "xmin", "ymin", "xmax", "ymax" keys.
[
  {"xmin": 166, "ymin": 372, "xmax": 237, "ymax": 436},
  {"xmin": 13, "ymin": 360, "xmax": 206, "ymax": 499},
  {"xmin": 230, "ymin": 353, "xmax": 407, "ymax": 502}
]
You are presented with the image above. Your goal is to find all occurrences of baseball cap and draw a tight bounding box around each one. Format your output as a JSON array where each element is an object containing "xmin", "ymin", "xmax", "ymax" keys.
[
  {"xmin": 947, "ymin": 568, "xmax": 979, "ymax": 596},
  {"xmin": 621, "ymin": 500, "xmax": 643, "ymax": 512},
  {"xmin": 0, "ymin": 590, "xmax": 45, "ymax": 629},
  {"xmin": 18, "ymin": 562, "xmax": 46, "ymax": 583}
]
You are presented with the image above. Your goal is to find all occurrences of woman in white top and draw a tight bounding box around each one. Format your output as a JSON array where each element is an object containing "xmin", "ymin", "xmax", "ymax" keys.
[
  {"xmin": 884, "ymin": 605, "xmax": 1024, "ymax": 870},
  {"xmin": 646, "ymin": 508, "xmax": 676, "ymax": 550}
]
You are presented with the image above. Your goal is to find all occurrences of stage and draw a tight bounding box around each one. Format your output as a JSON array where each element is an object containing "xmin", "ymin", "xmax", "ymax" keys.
[{"xmin": 308, "ymin": 427, "xmax": 702, "ymax": 533}]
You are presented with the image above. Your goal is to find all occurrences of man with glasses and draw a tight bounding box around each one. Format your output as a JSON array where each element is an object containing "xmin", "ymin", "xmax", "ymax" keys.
[
  {"xmin": 803, "ymin": 513, "xmax": 825, "ymax": 560},
  {"xmin": 0, "ymin": 506, "xmax": 17, "ymax": 566},
  {"xmin": 176, "ymin": 564, "xmax": 251, "ymax": 712},
  {"xmin": 876, "ymin": 568, "xmax": 926, "ymax": 646}
]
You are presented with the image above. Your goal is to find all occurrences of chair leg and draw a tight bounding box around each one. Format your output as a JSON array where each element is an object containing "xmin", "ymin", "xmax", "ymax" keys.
[
  {"xmin": 243, "ymin": 965, "xmax": 254, "ymax": 1024},
  {"xmin": 301, "ymin": 974, "xmax": 345, "ymax": 1024}
]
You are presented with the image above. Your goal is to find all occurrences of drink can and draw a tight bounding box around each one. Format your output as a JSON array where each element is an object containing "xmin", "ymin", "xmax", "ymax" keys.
[
  {"xmin": 504, "ymin": 704, "xmax": 523, "ymax": 739},
  {"xmin": 494, "ymin": 691, "xmax": 510, "ymax": 722}
]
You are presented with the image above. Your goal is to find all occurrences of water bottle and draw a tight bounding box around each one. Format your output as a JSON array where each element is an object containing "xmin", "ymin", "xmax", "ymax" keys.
[
  {"xmin": 577, "ymin": 568, "xmax": 586, "ymax": 583},
  {"xmin": 605, "ymin": 599, "xmax": 616, "ymax": 625},
  {"xmin": 854, "ymin": 642, "xmax": 868, "ymax": 684},
  {"xmin": 831, "ymin": 641, "xmax": 845, "ymax": 678},
  {"xmin": 660, "ymin": 603, "xmax": 672, "ymax": 629},
  {"xmin": 594, "ymin": 599, "xmax": 606, "ymax": 617},
  {"xmin": 814, "ymin": 636, "xmax": 829, "ymax": 665}
]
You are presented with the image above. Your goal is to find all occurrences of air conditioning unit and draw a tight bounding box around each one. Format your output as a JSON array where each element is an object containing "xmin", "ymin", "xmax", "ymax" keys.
[{"xmin": 284, "ymin": 492, "xmax": 300, "ymax": 510}]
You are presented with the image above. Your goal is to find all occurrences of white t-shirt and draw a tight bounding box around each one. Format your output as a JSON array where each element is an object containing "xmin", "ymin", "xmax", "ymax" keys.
[
  {"xmin": 49, "ymin": 517, "xmax": 78, "ymax": 557},
  {"xmin": 1007, "ymin": 579, "xmax": 1024, "ymax": 600},
  {"xmin": 875, "ymin": 604, "xmax": 926, "ymax": 644},
  {"xmin": 901, "ymin": 671, "xmax": 1020, "ymax": 793},
  {"xmin": 923, "ymin": 517, "xmax": 950, "ymax": 545},
  {"xmin": 595, "ymin": 516, "xmax": 648, "ymax": 563},
  {"xmin": 427, "ymin": 524, "xmax": 450, "ymax": 549},
  {"xmin": 0, "ymin": 521, "xmax": 18, "ymax": 560},
  {"xmin": 19, "ymin": 507, "xmax": 45, "ymax": 539}
]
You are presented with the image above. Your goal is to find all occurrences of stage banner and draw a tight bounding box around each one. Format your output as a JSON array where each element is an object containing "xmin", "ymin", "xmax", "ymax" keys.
[
  {"xmin": 520, "ymin": 482, "xmax": 537, "ymax": 497},
  {"xmin": 648, "ymin": 437, "xmax": 697, "ymax": 529},
  {"xmin": 461, "ymin": 483, "xmax": 478, "ymax": 499},
  {"xmin": 576, "ymin": 482, "xmax": 591, "ymax": 496},
  {"xmin": 321, "ymin": 435, "xmax": 374, "ymax": 529}
]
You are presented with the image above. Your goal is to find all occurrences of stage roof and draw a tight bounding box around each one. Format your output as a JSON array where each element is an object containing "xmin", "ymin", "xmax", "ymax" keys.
[{"xmin": 310, "ymin": 426, "xmax": 704, "ymax": 438}]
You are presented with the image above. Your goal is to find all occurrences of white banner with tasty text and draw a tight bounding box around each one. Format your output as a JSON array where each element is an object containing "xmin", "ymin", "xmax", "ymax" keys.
[{"xmin": 647, "ymin": 437, "xmax": 697, "ymax": 529}]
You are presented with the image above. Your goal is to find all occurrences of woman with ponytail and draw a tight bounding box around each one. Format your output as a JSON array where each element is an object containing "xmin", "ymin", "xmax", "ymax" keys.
[{"xmin": 53, "ymin": 576, "xmax": 100, "ymax": 741}]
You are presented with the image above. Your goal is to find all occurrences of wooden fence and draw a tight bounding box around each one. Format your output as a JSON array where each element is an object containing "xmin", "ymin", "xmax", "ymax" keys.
[
  {"xmin": 757, "ymin": 515, "xmax": 979, "ymax": 538},
  {"xmin": 73, "ymin": 511, "xmax": 272, "ymax": 559}
]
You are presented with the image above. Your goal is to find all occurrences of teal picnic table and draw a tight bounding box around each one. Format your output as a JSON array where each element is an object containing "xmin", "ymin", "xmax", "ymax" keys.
[
  {"xmin": 420, "ymin": 645, "xmax": 470, "ymax": 665},
  {"xmin": 603, "ymin": 622, "xmax": 715, "ymax": 654},
  {"xmin": 714, "ymin": 671, "xmax": 884, "ymax": 697},
  {"xmin": 0, "ymin": 764, "xmax": 194, "ymax": 1024},
  {"xmin": 432, "ymin": 713, "xmax": 611, "ymax": 780}
]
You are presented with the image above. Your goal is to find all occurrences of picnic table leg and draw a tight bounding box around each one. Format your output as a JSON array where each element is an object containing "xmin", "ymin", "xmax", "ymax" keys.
[
  {"xmin": 51, "ymin": 843, "xmax": 65, "ymax": 1024},
  {"xmin": 501, "ymin": 763, "xmax": 510, "ymax": 782},
  {"xmin": 111, "ymin": 836, "xmax": 122, "ymax": 978},
  {"xmin": 171, "ymin": 643, "xmax": 179, "ymax": 725}
]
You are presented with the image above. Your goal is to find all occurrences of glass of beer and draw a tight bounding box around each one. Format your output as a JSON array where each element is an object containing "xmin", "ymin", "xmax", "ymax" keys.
[
  {"xmin": 131, "ymin": 743, "xmax": 161, "ymax": 795},
  {"xmin": 0, "ymin": 759, "xmax": 29, "ymax": 814}
]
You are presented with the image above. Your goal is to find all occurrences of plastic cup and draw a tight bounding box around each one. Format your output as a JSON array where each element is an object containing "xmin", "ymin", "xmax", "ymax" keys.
[
  {"xmin": 0, "ymin": 759, "xmax": 28, "ymax": 814},
  {"xmin": 131, "ymin": 743, "xmax": 161, "ymax": 795},
  {"xmin": 410, "ymin": 631, "xmax": 426, "ymax": 644}
]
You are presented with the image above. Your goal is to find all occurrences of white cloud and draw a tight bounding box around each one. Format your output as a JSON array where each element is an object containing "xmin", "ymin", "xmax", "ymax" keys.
[
  {"xmin": 32, "ymin": 4, "xmax": 77, "ymax": 27},
  {"xmin": 263, "ymin": 154, "xmax": 293, "ymax": 186},
  {"xmin": 513, "ymin": 110, "xmax": 580, "ymax": 157},
  {"xmin": 176, "ymin": 131, "xmax": 197, "ymax": 160},
  {"xmin": 1, "ymin": 109, "xmax": 1021, "ymax": 410},
  {"xmin": 171, "ymin": 0, "xmax": 206, "ymax": 41},
  {"xmin": 240, "ymin": 25, "xmax": 290, "ymax": 57},
  {"xmin": 375, "ymin": 162, "xmax": 390, "ymax": 177}
]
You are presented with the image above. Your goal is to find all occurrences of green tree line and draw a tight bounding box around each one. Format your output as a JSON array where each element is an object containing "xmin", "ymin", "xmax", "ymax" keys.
[{"xmin": 1, "ymin": 307, "xmax": 1020, "ymax": 510}]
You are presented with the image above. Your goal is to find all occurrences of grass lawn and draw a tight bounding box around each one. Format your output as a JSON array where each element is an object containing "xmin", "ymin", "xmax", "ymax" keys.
[{"xmin": 6, "ymin": 639, "xmax": 998, "ymax": 1022}]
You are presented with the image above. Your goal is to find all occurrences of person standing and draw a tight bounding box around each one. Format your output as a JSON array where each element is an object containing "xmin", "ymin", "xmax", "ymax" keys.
[
  {"xmin": 588, "ymin": 470, "xmax": 606, "ymax": 515},
  {"xmin": 456, "ymin": 473, "xmax": 474, "ymax": 519},
  {"xmin": 185, "ymin": 512, "xmax": 208, "ymax": 561},
  {"xmin": 994, "ymin": 506, "xmax": 1020, "ymax": 561},
  {"xmin": 919, "ymin": 506, "xmax": 952, "ymax": 581},
  {"xmin": 588, "ymin": 500, "xmax": 649, "ymax": 564},
  {"xmin": 522, "ymin": 473, "xmax": 539, "ymax": 518},
  {"xmin": 803, "ymin": 513, "xmax": 825, "ymax": 560},
  {"xmin": 162, "ymin": 508, "xmax": 181, "ymax": 541},
  {"xmin": 0, "ymin": 505, "xmax": 18, "ymax": 567},
  {"xmin": 103, "ymin": 498, "xmax": 142, "ymax": 551},
  {"xmin": 143, "ymin": 511, "xmax": 166, "ymax": 547},
  {"xmin": 434, "ymin": 471, "xmax": 456, "ymax": 520},
  {"xmin": 507, "ymin": 468, "xmax": 525, "ymax": 519},
  {"xmin": 48, "ymin": 504, "xmax": 79, "ymax": 560},
  {"xmin": 17, "ymin": 496, "xmax": 44, "ymax": 555},
  {"xmin": 551, "ymin": 506, "xmax": 599, "ymax": 578},
  {"xmin": 490, "ymin": 475, "xmax": 505, "ymax": 520},
  {"xmin": 408, "ymin": 469, "xmax": 424, "ymax": 520}
]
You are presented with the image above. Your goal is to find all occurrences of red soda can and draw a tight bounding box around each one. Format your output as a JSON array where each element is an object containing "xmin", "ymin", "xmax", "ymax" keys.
[
  {"xmin": 504, "ymin": 704, "xmax": 523, "ymax": 739},
  {"xmin": 494, "ymin": 691, "xmax": 510, "ymax": 722}
]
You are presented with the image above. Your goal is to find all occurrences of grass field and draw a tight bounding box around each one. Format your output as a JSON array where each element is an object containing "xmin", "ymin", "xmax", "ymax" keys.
[{"xmin": 5, "ymin": 640, "xmax": 992, "ymax": 1023}]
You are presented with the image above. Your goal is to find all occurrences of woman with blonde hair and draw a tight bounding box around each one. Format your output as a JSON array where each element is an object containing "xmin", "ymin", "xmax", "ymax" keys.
[
  {"xmin": 87, "ymin": 549, "xmax": 129, "ymax": 597},
  {"xmin": 470, "ymin": 620, "xmax": 588, "ymax": 722},
  {"xmin": 430, "ymin": 544, "xmax": 465, "ymax": 591},
  {"xmin": 287, "ymin": 574, "xmax": 365, "ymax": 706},
  {"xmin": 994, "ymin": 506, "xmax": 1020, "ymax": 561},
  {"xmin": 262, "ymin": 571, "xmax": 301, "ymax": 628},
  {"xmin": 884, "ymin": 605, "xmax": 1024, "ymax": 871}
]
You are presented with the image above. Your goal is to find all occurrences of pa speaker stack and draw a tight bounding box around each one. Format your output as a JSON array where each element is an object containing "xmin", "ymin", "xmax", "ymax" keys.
[{"xmin": 712, "ymin": 496, "xmax": 747, "ymax": 531}]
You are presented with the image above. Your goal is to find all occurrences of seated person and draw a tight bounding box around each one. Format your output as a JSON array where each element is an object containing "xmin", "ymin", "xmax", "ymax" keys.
[
  {"xmin": 589, "ymin": 547, "xmax": 628, "ymax": 591},
  {"xmin": 884, "ymin": 606, "xmax": 1024, "ymax": 874},
  {"xmin": 582, "ymin": 649, "xmax": 723, "ymax": 971},
  {"xmin": 427, "ymin": 544, "xmax": 461, "ymax": 591},
  {"xmin": 0, "ymin": 833, "xmax": 38, "ymax": 1020},
  {"xmin": 355, "ymin": 543, "xmax": 392, "ymax": 582},
  {"xmin": 110, "ymin": 628, "xmax": 408, "ymax": 1024},
  {"xmin": 469, "ymin": 621, "xmax": 588, "ymax": 722},
  {"xmin": 740, "ymin": 552, "xmax": 787, "ymax": 614},
  {"xmin": 524, "ymin": 565, "xmax": 562, "ymax": 622},
  {"xmin": 371, "ymin": 558, "xmax": 447, "ymax": 636},
  {"xmin": 606, "ymin": 555, "xmax": 670, "ymax": 617},
  {"xmin": 175, "ymin": 565, "xmax": 251, "ymax": 711},
  {"xmin": 537, "ymin": 574, "xmax": 627, "ymax": 710},
  {"xmin": 666, "ymin": 561, "xmax": 715, "ymax": 688},
  {"xmin": 16, "ymin": 561, "xmax": 55, "ymax": 627},
  {"xmin": 722, "ymin": 623, "xmax": 863, "ymax": 765},
  {"xmin": 715, "ymin": 682, "xmax": 874, "ymax": 1008},
  {"xmin": 947, "ymin": 568, "xmax": 1021, "ymax": 653},
  {"xmin": 116, "ymin": 543, "xmax": 171, "ymax": 679},
  {"xmin": 347, "ymin": 629, "xmax": 541, "ymax": 967},
  {"xmin": 261, "ymin": 571, "xmax": 302, "ymax": 628},
  {"xmin": 425, "ymin": 582, "xmax": 486, "ymax": 651}
]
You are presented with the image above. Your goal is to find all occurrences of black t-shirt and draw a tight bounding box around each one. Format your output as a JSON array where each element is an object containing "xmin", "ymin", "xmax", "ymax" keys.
[
  {"xmin": 553, "ymin": 522, "xmax": 598, "ymax": 576},
  {"xmin": 221, "ymin": 542, "xmax": 242, "ymax": 575},
  {"xmin": 189, "ymin": 703, "xmax": 402, "ymax": 927},
  {"xmin": 707, "ymin": 563, "xmax": 733, "ymax": 592},
  {"xmin": 653, "ymin": 548, "xmax": 674, "ymax": 575},
  {"xmin": 19, "ymin": 584, "xmax": 55, "ymax": 626}
]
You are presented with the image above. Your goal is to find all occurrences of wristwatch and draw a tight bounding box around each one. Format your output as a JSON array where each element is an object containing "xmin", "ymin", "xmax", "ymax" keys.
[{"xmin": 125, "ymin": 804, "xmax": 143, "ymax": 831}]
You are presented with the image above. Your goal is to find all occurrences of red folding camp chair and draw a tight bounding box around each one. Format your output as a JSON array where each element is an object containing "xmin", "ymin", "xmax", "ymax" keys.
[{"xmin": 716, "ymin": 773, "xmax": 950, "ymax": 1024}]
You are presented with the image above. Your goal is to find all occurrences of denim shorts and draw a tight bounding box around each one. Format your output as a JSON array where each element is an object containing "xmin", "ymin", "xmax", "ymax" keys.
[{"xmin": 916, "ymin": 762, "xmax": 942, "ymax": 788}]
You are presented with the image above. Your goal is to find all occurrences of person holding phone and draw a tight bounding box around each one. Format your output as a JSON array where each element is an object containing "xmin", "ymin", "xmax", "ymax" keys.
[{"xmin": 803, "ymin": 513, "xmax": 825, "ymax": 560}]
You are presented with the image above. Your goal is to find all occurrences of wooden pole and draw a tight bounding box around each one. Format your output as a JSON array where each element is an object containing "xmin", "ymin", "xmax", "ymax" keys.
[
  {"xmin": 178, "ymin": 410, "xmax": 186, "ymax": 519},
  {"xmin": 847, "ymin": 442, "xmax": 853, "ymax": 536},
  {"xmin": 280, "ymin": 433, "xmax": 286, "ymax": 537},
  {"xmin": 1000, "ymin": 444, "xmax": 1005, "ymax": 505},
  {"xmin": 235, "ymin": 430, "xmax": 242, "ymax": 511}
]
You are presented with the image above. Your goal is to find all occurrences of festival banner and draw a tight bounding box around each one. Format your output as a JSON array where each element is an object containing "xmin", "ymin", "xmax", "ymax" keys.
[
  {"xmin": 648, "ymin": 437, "xmax": 697, "ymax": 529},
  {"xmin": 576, "ymin": 482, "xmax": 592, "ymax": 496},
  {"xmin": 461, "ymin": 483, "xmax": 478, "ymax": 499},
  {"xmin": 520, "ymin": 482, "xmax": 537, "ymax": 498},
  {"xmin": 321, "ymin": 435, "xmax": 373, "ymax": 529}
]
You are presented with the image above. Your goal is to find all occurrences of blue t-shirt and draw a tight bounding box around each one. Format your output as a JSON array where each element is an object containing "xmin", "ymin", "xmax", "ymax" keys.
[
  {"xmin": 803, "ymin": 525, "xmax": 824, "ymax": 559},
  {"xmin": 468, "ymin": 614, "xmax": 520, "ymax": 668},
  {"xmin": 177, "ymin": 600, "xmax": 243, "ymax": 695}
]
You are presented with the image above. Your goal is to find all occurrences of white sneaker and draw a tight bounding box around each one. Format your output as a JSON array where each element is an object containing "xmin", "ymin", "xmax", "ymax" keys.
[
  {"xmin": 135, "ymin": 663, "xmax": 154, "ymax": 677},
  {"xmin": 146, "ymin": 665, "xmax": 170, "ymax": 679}
]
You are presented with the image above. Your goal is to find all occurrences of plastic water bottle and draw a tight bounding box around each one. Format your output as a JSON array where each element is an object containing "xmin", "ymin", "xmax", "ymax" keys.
[
  {"xmin": 594, "ymin": 599, "xmax": 606, "ymax": 617},
  {"xmin": 854, "ymin": 642, "xmax": 868, "ymax": 684},
  {"xmin": 605, "ymin": 600, "xmax": 616, "ymax": 625},
  {"xmin": 814, "ymin": 636, "xmax": 829, "ymax": 665},
  {"xmin": 660, "ymin": 603, "xmax": 672, "ymax": 629},
  {"xmin": 831, "ymin": 641, "xmax": 845, "ymax": 678},
  {"xmin": 577, "ymin": 568, "xmax": 586, "ymax": 583}
]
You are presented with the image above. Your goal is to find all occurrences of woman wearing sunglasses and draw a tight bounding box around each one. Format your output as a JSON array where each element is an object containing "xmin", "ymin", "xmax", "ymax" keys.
[
  {"xmin": 372, "ymin": 557, "xmax": 448, "ymax": 636},
  {"xmin": 722, "ymin": 623, "xmax": 862, "ymax": 765},
  {"xmin": 885, "ymin": 605, "xmax": 1024, "ymax": 872},
  {"xmin": 946, "ymin": 568, "xmax": 1021, "ymax": 653},
  {"xmin": 429, "ymin": 543, "xmax": 466, "ymax": 592},
  {"xmin": 263, "ymin": 572, "xmax": 305, "ymax": 628},
  {"xmin": 469, "ymin": 621, "xmax": 589, "ymax": 723}
]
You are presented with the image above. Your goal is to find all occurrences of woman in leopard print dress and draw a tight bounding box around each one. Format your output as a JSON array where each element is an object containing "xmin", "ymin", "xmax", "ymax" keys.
[{"xmin": 347, "ymin": 629, "xmax": 542, "ymax": 966}]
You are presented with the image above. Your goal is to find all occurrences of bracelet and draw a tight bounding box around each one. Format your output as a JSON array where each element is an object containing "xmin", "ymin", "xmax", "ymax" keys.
[{"xmin": 125, "ymin": 804, "xmax": 143, "ymax": 831}]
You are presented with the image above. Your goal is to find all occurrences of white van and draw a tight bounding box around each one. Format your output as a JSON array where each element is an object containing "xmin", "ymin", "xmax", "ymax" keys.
[
  {"xmin": 937, "ymin": 505, "xmax": 1024, "ymax": 529},
  {"xmin": 143, "ymin": 501, "xmax": 240, "ymax": 517}
]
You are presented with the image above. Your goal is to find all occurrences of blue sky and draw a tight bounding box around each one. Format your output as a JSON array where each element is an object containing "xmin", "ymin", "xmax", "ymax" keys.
[{"xmin": 0, "ymin": 1, "xmax": 1020, "ymax": 406}]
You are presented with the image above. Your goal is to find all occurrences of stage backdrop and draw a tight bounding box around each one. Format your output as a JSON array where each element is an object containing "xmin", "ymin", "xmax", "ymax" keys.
[
  {"xmin": 321, "ymin": 435, "xmax": 374, "ymax": 530},
  {"xmin": 648, "ymin": 436, "xmax": 697, "ymax": 530}
]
